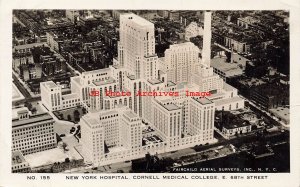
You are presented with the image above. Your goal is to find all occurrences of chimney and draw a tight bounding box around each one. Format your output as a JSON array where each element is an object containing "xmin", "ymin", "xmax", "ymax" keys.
[
  {"xmin": 202, "ymin": 11, "xmax": 212, "ymax": 67},
  {"xmin": 227, "ymin": 15, "xmax": 231, "ymax": 22},
  {"xmin": 231, "ymin": 44, "xmax": 234, "ymax": 63}
]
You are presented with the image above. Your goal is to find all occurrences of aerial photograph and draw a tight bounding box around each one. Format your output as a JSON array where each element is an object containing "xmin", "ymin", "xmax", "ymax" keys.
[{"xmin": 11, "ymin": 9, "xmax": 289, "ymax": 173}]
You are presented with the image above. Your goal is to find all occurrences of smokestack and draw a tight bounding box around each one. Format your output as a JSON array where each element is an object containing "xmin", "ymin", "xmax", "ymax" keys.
[
  {"xmin": 230, "ymin": 44, "xmax": 234, "ymax": 63},
  {"xmin": 202, "ymin": 11, "xmax": 212, "ymax": 67}
]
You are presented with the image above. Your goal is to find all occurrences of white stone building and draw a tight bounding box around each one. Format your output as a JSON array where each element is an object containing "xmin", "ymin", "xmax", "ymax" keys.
[
  {"xmin": 164, "ymin": 42, "xmax": 200, "ymax": 84},
  {"xmin": 40, "ymin": 81, "xmax": 81, "ymax": 111},
  {"xmin": 12, "ymin": 108, "xmax": 57, "ymax": 155},
  {"xmin": 39, "ymin": 12, "xmax": 245, "ymax": 166}
]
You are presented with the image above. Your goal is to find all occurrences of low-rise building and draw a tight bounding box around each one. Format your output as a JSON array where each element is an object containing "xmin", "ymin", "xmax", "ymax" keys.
[
  {"xmin": 211, "ymin": 57, "xmax": 244, "ymax": 82},
  {"xmin": 216, "ymin": 111, "xmax": 252, "ymax": 139},
  {"xmin": 41, "ymin": 81, "xmax": 81, "ymax": 111},
  {"xmin": 12, "ymin": 108, "xmax": 57, "ymax": 155},
  {"xmin": 250, "ymin": 83, "xmax": 289, "ymax": 110},
  {"xmin": 12, "ymin": 151, "xmax": 31, "ymax": 173}
]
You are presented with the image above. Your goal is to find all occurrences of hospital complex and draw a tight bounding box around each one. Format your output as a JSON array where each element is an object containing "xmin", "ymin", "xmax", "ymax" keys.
[{"xmin": 40, "ymin": 11, "xmax": 244, "ymax": 166}]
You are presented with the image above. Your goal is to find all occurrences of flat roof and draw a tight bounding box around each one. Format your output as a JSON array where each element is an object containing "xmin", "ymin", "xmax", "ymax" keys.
[
  {"xmin": 127, "ymin": 75, "xmax": 135, "ymax": 80},
  {"xmin": 12, "ymin": 83, "xmax": 25, "ymax": 101},
  {"xmin": 24, "ymin": 147, "xmax": 82, "ymax": 168},
  {"xmin": 214, "ymin": 96, "xmax": 243, "ymax": 106},
  {"xmin": 123, "ymin": 110, "xmax": 138, "ymax": 119},
  {"xmin": 239, "ymin": 78, "xmax": 266, "ymax": 87},
  {"xmin": 193, "ymin": 97, "xmax": 213, "ymax": 105},
  {"xmin": 12, "ymin": 151, "xmax": 27, "ymax": 165},
  {"xmin": 108, "ymin": 146, "xmax": 128, "ymax": 153},
  {"xmin": 211, "ymin": 57, "xmax": 243, "ymax": 77},
  {"xmin": 169, "ymin": 41, "xmax": 197, "ymax": 48},
  {"xmin": 224, "ymin": 120, "xmax": 251, "ymax": 129},
  {"xmin": 112, "ymin": 64, "xmax": 122, "ymax": 69},
  {"xmin": 167, "ymin": 81, "xmax": 176, "ymax": 87},
  {"xmin": 148, "ymin": 79, "xmax": 162, "ymax": 85},
  {"xmin": 82, "ymin": 112, "xmax": 100, "ymax": 126},
  {"xmin": 83, "ymin": 110, "xmax": 119, "ymax": 126},
  {"xmin": 223, "ymin": 83, "xmax": 236, "ymax": 91},
  {"xmin": 269, "ymin": 107, "xmax": 290, "ymax": 122},
  {"xmin": 82, "ymin": 68, "xmax": 110, "ymax": 76},
  {"xmin": 71, "ymin": 76, "xmax": 81, "ymax": 85},
  {"xmin": 12, "ymin": 107, "xmax": 29, "ymax": 119},
  {"xmin": 121, "ymin": 13, "xmax": 153, "ymax": 27},
  {"xmin": 62, "ymin": 93, "xmax": 79, "ymax": 100},
  {"xmin": 12, "ymin": 113, "xmax": 53, "ymax": 128},
  {"xmin": 13, "ymin": 42, "xmax": 46, "ymax": 50},
  {"xmin": 92, "ymin": 77, "xmax": 116, "ymax": 86},
  {"xmin": 162, "ymin": 103, "xmax": 180, "ymax": 111},
  {"xmin": 43, "ymin": 81, "xmax": 58, "ymax": 89}
]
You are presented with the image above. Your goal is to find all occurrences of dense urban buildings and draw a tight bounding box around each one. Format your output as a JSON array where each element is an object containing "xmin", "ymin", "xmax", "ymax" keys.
[
  {"xmin": 11, "ymin": 9, "xmax": 290, "ymax": 173},
  {"xmin": 37, "ymin": 11, "xmax": 246, "ymax": 166}
]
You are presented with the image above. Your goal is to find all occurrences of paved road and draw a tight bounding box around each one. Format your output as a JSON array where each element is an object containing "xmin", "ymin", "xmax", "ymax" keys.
[{"xmin": 13, "ymin": 73, "xmax": 32, "ymax": 99}]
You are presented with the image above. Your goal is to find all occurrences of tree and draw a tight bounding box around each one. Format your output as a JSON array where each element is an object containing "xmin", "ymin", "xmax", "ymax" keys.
[
  {"xmin": 74, "ymin": 110, "xmax": 80, "ymax": 122},
  {"xmin": 225, "ymin": 51, "xmax": 231, "ymax": 62},
  {"xmin": 24, "ymin": 102, "xmax": 33, "ymax": 110},
  {"xmin": 65, "ymin": 158, "xmax": 70, "ymax": 163},
  {"xmin": 67, "ymin": 115, "xmax": 72, "ymax": 121},
  {"xmin": 31, "ymin": 107, "xmax": 37, "ymax": 114},
  {"xmin": 82, "ymin": 107, "xmax": 87, "ymax": 114},
  {"xmin": 62, "ymin": 142, "xmax": 68, "ymax": 152}
]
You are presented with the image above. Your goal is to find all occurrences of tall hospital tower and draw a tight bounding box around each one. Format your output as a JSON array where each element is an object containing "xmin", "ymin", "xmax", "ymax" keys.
[{"xmin": 41, "ymin": 11, "xmax": 244, "ymax": 167}]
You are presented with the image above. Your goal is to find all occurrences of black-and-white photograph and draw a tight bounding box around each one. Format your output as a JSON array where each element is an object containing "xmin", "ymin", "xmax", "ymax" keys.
[{"xmin": 11, "ymin": 9, "xmax": 290, "ymax": 174}]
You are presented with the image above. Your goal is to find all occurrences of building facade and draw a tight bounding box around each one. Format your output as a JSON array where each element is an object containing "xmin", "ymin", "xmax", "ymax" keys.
[
  {"xmin": 39, "ymin": 12, "xmax": 245, "ymax": 166},
  {"xmin": 12, "ymin": 108, "xmax": 57, "ymax": 155}
]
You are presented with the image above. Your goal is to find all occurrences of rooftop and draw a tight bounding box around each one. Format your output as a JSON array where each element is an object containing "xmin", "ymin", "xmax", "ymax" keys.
[
  {"xmin": 12, "ymin": 107, "xmax": 29, "ymax": 119},
  {"xmin": 12, "ymin": 151, "xmax": 27, "ymax": 165},
  {"xmin": 269, "ymin": 107, "xmax": 290, "ymax": 123},
  {"xmin": 24, "ymin": 147, "xmax": 83, "ymax": 168},
  {"xmin": 167, "ymin": 81, "xmax": 176, "ymax": 87},
  {"xmin": 43, "ymin": 81, "xmax": 59, "ymax": 89},
  {"xmin": 223, "ymin": 82, "xmax": 236, "ymax": 92},
  {"xmin": 127, "ymin": 75, "xmax": 136, "ymax": 80},
  {"xmin": 122, "ymin": 13, "xmax": 154, "ymax": 27},
  {"xmin": 12, "ymin": 83, "xmax": 25, "ymax": 102},
  {"xmin": 211, "ymin": 57, "xmax": 243, "ymax": 77},
  {"xmin": 108, "ymin": 146, "xmax": 128, "ymax": 153},
  {"xmin": 12, "ymin": 113, "xmax": 53, "ymax": 128},
  {"xmin": 162, "ymin": 103, "xmax": 180, "ymax": 111},
  {"xmin": 62, "ymin": 93, "xmax": 79, "ymax": 101},
  {"xmin": 92, "ymin": 77, "xmax": 116, "ymax": 86},
  {"xmin": 193, "ymin": 97, "xmax": 214, "ymax": 105},
  {"xmin": 214, "ymin": 96, "xmax": 244, "ymax": 107},
  {"xmin": 82, "ymin": 68, "xmax": 110, "ymax": 76},
  {"xmin": 123, "ymin": 110, "xmax": 138, "ymax": 119},
  {"xmin": 239, "ymin": 78, "xmax": 266, "ymax": 87},
  {"xmin": 71, "ymin": 76, "xmax": 81, "ymax": 85},
  {"xmin": 216, "ymin": 111, "xmax": 251, "ymax": 129},
  {"xmin": 148, "ymin": 79, "xmax": 162, "ymax": 85},
  {"xmin": 13, "ymin": 42, "xmax": 45, "ymax": 51}
]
